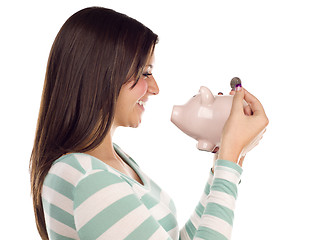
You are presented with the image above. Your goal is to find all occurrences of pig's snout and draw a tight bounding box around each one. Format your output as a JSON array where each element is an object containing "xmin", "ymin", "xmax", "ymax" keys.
[{"xmin": 171, "ymin": 105, "xmax": 182, "ymax": 125}]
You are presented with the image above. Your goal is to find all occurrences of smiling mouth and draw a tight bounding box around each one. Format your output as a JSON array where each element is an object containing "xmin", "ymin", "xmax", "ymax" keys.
[{"xmin": 137, "ymin": 100, "xmax": 146, "ymax": 107}]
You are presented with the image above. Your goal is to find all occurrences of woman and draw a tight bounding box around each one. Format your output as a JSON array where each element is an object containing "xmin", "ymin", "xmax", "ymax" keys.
[{"xmin": 30, "ymin": 7, "xmax": 268, "ymax": 240}]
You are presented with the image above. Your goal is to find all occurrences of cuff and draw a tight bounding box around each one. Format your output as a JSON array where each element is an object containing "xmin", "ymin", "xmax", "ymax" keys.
[{"xmin": 213, "ymin": 159, "xmax": 243, "ymax": 185}]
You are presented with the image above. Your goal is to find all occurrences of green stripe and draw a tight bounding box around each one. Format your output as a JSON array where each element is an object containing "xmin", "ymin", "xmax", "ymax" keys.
[
  {"xmin": 78, "ymin": 194, "xmax": 141, "ymax": 239},
  {"xmin": 141, "ymin": 194, "xmax": 158, "ymax": 209},
  {"xmin": 204, "ymin": 202, "xmax": 234, "ymax": 225},
  {"xmin": 211, "ymin": 178, "xmax": 238, "ymax": 199},
  {"xmin": 204, "ymin": 182, "xmax": 211, "ymax": 195},
  {"xmin": 149, "ymin": 180, "xmax": 161, "ymax": 200},
  {"xmin": 158, "ymin": 213, "xmax": 178, "ymax": 232},
  {"xmin": 196, "ymin": 226, "xmax": 228, "ymax": 240},
  {"xmin": 169, "ymin": 199, "xmax": 177, "ymax": 215},
  {"xmin": 42, "ymin": 198, "xmax": 75, "ymax": 229},
  {"xmin": 43, "ymin": 173, "xmax": 74, "ymax": 200},
  {"xmin": 59, "ymin": 154, "xmax": 86, "ymax": 174},
  {"xmin": 48, "ymin": 229, "xmax": 75, "ymax": 240},
  {"xmin": 185, "ymin": 219, "xmax": 197, "ymax": 239},
  {"xmin": 124, "ymin": 217, "xmax": 160, "ymax": 240},
  {"xmin": 195, "ymin": 202, "xmax": 204, "ymax": 217},
  {"xmin": 90, "ymin": 156, "xmax": 109, "ymax": 170},
  {"xmin": 73, "ymin": 171, "xmax": 123, "ymax": 209},
  {"xmin": 215, "ymin": 159, "xmax": 243, "ymax": 174}
]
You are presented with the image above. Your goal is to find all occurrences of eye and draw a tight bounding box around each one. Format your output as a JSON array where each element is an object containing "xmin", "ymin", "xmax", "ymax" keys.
[
  {"xmin": 142, "ymin": 73, "xmax": 152, "ymax": 79},
  {"xmin": 142, "ymin": 65, "xmax": 153, "ymax": 79}
]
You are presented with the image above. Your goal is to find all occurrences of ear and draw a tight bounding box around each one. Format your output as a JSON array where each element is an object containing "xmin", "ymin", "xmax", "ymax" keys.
[{"xmin": 199, "ymin": 86, "xmax": 215, "ymax": 106}]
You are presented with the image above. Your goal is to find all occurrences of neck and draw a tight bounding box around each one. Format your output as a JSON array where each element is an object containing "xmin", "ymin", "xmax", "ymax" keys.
[{"xmin": 84, "ymin": 125, "xmax": 119, "ymax": 163}]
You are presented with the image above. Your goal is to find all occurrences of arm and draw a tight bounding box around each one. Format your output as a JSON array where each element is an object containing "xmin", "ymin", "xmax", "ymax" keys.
[
  {"xmin": 181, "ymin": 87, "xmax": 268, "ymax": 240},
  {"xmin": 180, "ymin": 160, "xmax": 242, "ymax": 240},
  {"xmin": 193, "ymin": 160, "xmax": 242, "ymax": 240},
  {"xmin": 73, "ymin": 170, "xmax": 174, "ymax": 240}
]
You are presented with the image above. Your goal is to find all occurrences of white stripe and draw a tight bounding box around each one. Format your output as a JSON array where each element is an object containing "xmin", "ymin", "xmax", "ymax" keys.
[
  {"xmin": 168, "ymin": 225, "xmax": 179, "ymax": 240},
  {"xmin": 132, "ymin": 183, "xmax": 148, "ymax": 198},
  {"xmin": 97, "ymin": 205, "xmax": 150, "ymax": 240},
  {"xmin": 42, "ymin": 185, "xmax": 74, "ymax": 215},
  {"xmin": 75, "ymin": 154, "xmax": 92, "ymax": 171},
  {"xmin": 199, "ymin": 215, "xmax": 232, "ymax": 239},
  {"xmin": 215, "ymin": 166, "xmax": 241, "ymax": 178},
  {"xmin": 74, "ymin": 182, "xmax": 132, "ymax": 230},
  {"xmin": 139, "ymin": 170, "xmax": 151, "ymax": 187},
  {"xmin": 107, "ymin": 167, "xmax": 122, "ymax": 178},
  {"xmin": 207, "ymin": 190, "xmax": 236, "ymax": 211},
  {"xmin": 189, "ymin": 212, "xmax": 201, "ymax": 229},
  {"xmin": 179, "ymin": 227, "xmax": 191, "ymax": 240},
  {"xmin": 160, "ymin": 190, "xmax": 171, "ymax": 205},
  {"xmin": 214, "ymin": 169, "xmax": 240, "ymax": 184},
  {"xmin": 149, "ymin": 203, "xmax": 171, "ymax": 220},
  {"xmin": 148, "ymin": 227, "xmax": 170, "ymax": 240},
  {"xmin": 44, "ymin": 212, "xmax": 78, "ymax": 239},
  {"xmin": 199, "ymin": 192, "xmax": 208, "ymax": 206},
  {"xmin": 199, "ymin": 194, "xmax": 208, "ymax": 209},
  {"xmin": 207, "ymin": 172, "xmax": 214, "ymax": 185},
  {"xmin": 49, "ymin": 161, "xmax": 84, "ymax": 186}
]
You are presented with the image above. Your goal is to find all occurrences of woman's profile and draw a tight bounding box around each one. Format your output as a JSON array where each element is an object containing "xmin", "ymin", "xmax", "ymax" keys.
[{"xmin": 30, "ymin": 6, "xmax": 268, "ymax": 240}]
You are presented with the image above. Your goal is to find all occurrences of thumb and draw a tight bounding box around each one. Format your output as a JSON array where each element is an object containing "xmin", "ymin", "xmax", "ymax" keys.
[{"xmin": 231, "ymin": 87, "xmax": 245, "ymax": 114}]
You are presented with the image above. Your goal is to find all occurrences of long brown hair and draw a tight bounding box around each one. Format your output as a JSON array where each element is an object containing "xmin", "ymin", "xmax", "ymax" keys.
[{"xmin": 30, "ymin": 7, "xmax": 158, "ymax": 239}]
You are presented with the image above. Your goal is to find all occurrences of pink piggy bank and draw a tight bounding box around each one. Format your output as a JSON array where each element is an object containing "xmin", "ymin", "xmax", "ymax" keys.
[{"xmin": 171, "ymin": 86, "xmax": 233, "ymax": 152}]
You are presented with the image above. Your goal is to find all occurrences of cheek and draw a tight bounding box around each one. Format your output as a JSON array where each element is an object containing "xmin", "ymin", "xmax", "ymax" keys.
[{"xmin": 134, "ymin": 78, "xmax": 148, "ymax": 97}]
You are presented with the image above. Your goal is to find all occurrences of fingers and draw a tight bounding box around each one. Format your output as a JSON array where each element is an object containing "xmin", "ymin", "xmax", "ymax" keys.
[
  {"xmin": 243, "ymin": 104, "xmax": 253, "ymax": 116},
  {"xmin": 243, "ymin": 89, "xmax": 266, "ymax": 117},
  {"xmin": 230, "ymin": 89, "xmax": 252, "ymax": 116},
  {"xmin": 230, "ymin": 87, "xmax": 269, "ymax": 128}
]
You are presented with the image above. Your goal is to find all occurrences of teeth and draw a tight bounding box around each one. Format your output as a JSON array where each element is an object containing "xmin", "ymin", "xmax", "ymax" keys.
[{"xmin": 137, "ymin": 100, "xmax": 145, "ymax": 107}]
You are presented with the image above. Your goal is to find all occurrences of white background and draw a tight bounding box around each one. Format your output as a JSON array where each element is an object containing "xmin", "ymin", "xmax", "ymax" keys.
[{"xmin": 1, "ymin": 0, "xmax": 317, "ymax": 239}]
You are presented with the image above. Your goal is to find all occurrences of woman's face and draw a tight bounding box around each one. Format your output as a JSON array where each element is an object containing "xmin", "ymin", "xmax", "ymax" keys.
[{"xmin": 113, "ymin": 54, "xmax": 159, "ymax": 128}]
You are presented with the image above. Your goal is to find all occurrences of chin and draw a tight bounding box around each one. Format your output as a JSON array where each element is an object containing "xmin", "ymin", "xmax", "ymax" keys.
[
  {"xmin": 121, "ymin": 115, "xmax": 143, "ymax": 128},
  {"xmin": 128, "ymin": 119, "xmax": 142, "ymax": 128},
  {"xmin": 128, "ymin": 123, "xmax": 140, "ymax": 129}
]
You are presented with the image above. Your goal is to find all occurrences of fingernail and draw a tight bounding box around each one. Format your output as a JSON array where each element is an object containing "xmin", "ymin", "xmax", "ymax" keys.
[{"xmin": 235, "ymin": 84, "xmax": 242, "ymax": 91}]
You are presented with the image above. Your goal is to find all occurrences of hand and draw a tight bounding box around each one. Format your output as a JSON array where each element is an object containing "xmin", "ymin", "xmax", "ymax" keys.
[{"xmin": 218, "ymin": 87, "xmax": 269, "ymax": 165}]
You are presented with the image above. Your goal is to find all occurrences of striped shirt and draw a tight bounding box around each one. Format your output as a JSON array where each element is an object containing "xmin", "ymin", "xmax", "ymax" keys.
[{"xmin": 42, "ymin": 143, "xmax": 242, "ymax": 239}]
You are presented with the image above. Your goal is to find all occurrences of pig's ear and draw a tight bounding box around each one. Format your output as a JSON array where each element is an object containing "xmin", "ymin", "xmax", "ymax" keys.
[{"xmin": 199, "ymin": 86, "xmax": 215, "ymax": 106}]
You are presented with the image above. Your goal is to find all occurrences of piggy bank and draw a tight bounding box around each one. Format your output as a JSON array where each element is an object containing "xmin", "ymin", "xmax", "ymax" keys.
[{"xmin": 171, "ymin": 86, "xmax": 233, "ymax": 152}]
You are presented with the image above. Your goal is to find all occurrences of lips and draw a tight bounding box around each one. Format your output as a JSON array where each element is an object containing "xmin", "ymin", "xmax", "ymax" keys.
[{"xmin": 136, "ymin": 100, "xmax": 145, "ymax": 107}]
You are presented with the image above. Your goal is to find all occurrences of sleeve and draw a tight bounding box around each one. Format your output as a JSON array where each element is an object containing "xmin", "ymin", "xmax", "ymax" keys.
[
  {"xmin": 180, "ymin": 159, "xmax": 243, "ymax": 240},
  {"xmin": 73, "ymin": 169, "xmax": 173, "ymax": 240}
]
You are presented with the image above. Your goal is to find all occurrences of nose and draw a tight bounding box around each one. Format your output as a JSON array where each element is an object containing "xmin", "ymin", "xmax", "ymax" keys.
[
  {"xmin": 147, "ymin": 75, "xmax": 159, "ymax": 95},
  {"xmin": 171, "ymin": 105, "xmax": 182, "ymax": 125}
]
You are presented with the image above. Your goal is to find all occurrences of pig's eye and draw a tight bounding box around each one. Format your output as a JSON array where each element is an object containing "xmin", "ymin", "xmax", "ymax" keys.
[{"xmin": 193, "ymin": 95, "xmax": 197, "ymax": 97}]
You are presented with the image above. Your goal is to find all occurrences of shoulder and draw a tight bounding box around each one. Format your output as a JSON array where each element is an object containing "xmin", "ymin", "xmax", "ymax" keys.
[
  {"xmin": 50, "ymin": 153, "xmax": 108, "ymax": 176},
  {"xmin": 44, "ymin": 153, "xmax": 127, "ymax": 192}
]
